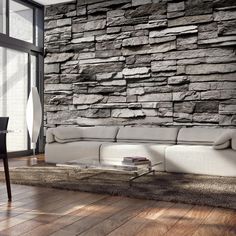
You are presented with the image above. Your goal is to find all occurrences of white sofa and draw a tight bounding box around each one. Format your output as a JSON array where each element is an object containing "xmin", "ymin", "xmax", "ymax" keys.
[
  {"xmin": 166, "ymin": 128, "xmax": 236, "ymax": 176},
  {"xmin": 45, "ymin": 126, "xmax": 119, "ymax": 164},
  {"xmin": 45, "ymin": 126, "xmax": 236, "ymax": 177}
]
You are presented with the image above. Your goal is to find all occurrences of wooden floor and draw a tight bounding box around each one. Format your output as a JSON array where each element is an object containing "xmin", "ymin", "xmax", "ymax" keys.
[{"xmin": 0, "ymin": 156, "xmax": 234, "ymax": 236}]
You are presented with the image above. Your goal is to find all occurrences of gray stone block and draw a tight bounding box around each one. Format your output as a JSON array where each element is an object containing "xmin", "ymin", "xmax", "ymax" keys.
[
  {"xmin": 218, "ymin": 20, "xmax": 236, "ymax": 36},
  {"xmin": 71, "ymin": 36, "xmax": 95, "ymax": 44},
  {"xmin": 73, "ymin": 94, "xmax": 104, "ymax": 104},
  {"xmin": 44, "ymin": 75, "xmax": 60, "ymax": 84},
  {"xmin": 77, "ymin": 6, "xmax": 87, "ymax": 16},
  {"xmin": 134, "ymin": 20, "xmax": 167, "ymax": 30},
  {"xmin": 219, "ymin": 114, "xmax": 236, "ymax": 126},
  {"xmin": 193, "ymin": 113, "xmax": 219, "ymax": 123},
  {"xmin": 219, "ymin": 102, "xmax": 236, "ymax": 115},
  {"xmin": 174, "ymin": 113, "xmax": 193, "ymax": 122},
  {"xmin": 73, "ymin": 19, "xmax": 106, "ymax": 32},
  {"xmin": 200, "ymin": 91, "xmax": 221, "ymax": 100},
  {"xmin": 150, "ymin": 25, "xmax": 198, "ymax": 38},
  {"xmin": 87, "ymin": 0, "xmax": 130, "ymax": 10},
  {"xmin": 45, "ymin": 53, "xmax": 74, "ymax": 63},
  {"xmin": 185, "ymin": 0, "xmax": 213, "ymax": 16},
  {"xmin": 128, "ymin": 3, "xmax": 166, "ymax": 18},
  {"xmin": 168, "ymin": 76, "xmax": 189, "ymax": 85},
  {"xmin": 112, "ymin": 109, "xmax": 145, "ymax": 118},
  {"xmin": 186, "ymin": 63, "xmax": 236, "ymax": 75},
  {"xmin": 132, "ymin": 0, "xmax": 151, "ymax": 7},
  {"xmin": 214, "ymin": 9, "xmax": 236, "ymax": 21},
  {"xmin": 107, "ymin": 16, "xmax": 149, "ymax": 27},
  {"xmin": 189, "ymin": 83, "xmax": 210, "ymax": 91},
  {"xmin": 45, "ymin": 64, "xmax": 60, "ymax": 74},
  {"xmin": 107, "ymin": 27, "xmax": 121, "ymax": 34},
  {"xmin": 122, "ymin": 36, "xmax": 149, "ymax": 47},
  {"xmin": 173, "ymin": 91, "xmax": 200, "ymax": 101},
  {"xmin": 168, "ymin": 15, "xmax": 213, "ymax": 27},
  {"xmin": 138, "ymin": 93, "xmax": 172, "ymax": 102},
  {"xmin": 174, "ymin": 102, "xmax": 195, "ymax": 113},
  {"xmin": 195, "ymin": 101, "xmax": 219, "ymax": 113},
  {"xmin": 177, "ymin": 35, "xmax": 197, "ymax": 50},
  {"xmin": 168, "ymin": 2, "xmax": 185, "ymax": 13},
  {"xmin": 151, "ymin": 60, "xmax": 177, "ymax": 72},
  {"xmin": 122, "ymin": 67, "xmax": 150, "ymax": 76},
  {"xmin": 122, "ymin": 41, "xmax": 176, "ymax": 56},
  {"xmin": 167, "ymin": 11, "xmax": 185, "ymax": 19},
  {"xmin": 149, "ymin": 36, "xmax": 176, "ymax": 45},
  {"xmin": 45, "ymin": 84, "xmax": 72, "ymax": 92}
]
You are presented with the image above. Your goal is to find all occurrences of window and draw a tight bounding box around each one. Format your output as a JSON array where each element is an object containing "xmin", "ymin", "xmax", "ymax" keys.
[
  {"xmin": 9, "ymin": 0, "xmax": 33, "ymax": 43},
  {"xmin": 0, "ymin": 0, "xmax": 44, "ymax": 155},
  {"xmin": 0, "ymin": 0, "xmax": 6, "ymax": 34},
  {"xmin": 0, "ymin": 47, "xmax": 28, "ymax": 151}
]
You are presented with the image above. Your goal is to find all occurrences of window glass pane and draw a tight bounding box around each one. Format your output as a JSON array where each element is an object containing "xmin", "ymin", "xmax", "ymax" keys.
[
  {"xmin": 9, "ymin": 0, "xmax": 33, "ymax": 43},
  {"xmin": 31, "ymin": 55, "xmax": 37, "ymax": 87},
  {"xmin": 0, "ymin": 0, "xmax": 6, "ymax": 34},
  {"xmin": 0, "ymin": 47, "xmax": 28, "ymax": 152}
]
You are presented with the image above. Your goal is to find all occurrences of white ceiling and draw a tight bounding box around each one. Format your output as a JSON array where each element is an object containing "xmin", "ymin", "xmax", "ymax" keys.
[{"xmin": 34, "ymin": 0, "xmax": 74, "ymax": 5}]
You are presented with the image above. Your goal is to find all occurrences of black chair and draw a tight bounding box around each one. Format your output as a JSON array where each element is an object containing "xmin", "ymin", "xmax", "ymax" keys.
[{"xmin": 0, "ymin": 117, "xmax": 11, "ymax": 201}]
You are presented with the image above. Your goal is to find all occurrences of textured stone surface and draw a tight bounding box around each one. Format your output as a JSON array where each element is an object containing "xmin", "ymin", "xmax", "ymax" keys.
[
  {"xmin": 168, "ymin": 2, "xmax": 185, "ymax": 13},
  {"xmin": 150, "ymin": 25, "xmax": 198, "ymax": 38},
  {"xmin": 168, "ymin": 15, "xmax": 213, "ymax": 27},
  {"xmin": 122, "ymin": 36, "xmax": 149, "ymax": 47},
  {"xmin": 44, "ymin": 0, "xmax": 236, "ymax": 128}
]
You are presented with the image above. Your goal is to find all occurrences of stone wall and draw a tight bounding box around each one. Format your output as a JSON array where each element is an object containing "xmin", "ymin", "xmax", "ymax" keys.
[{"xmin": 44, "ymin": 0, "xmax": 236, "ymax": 128}]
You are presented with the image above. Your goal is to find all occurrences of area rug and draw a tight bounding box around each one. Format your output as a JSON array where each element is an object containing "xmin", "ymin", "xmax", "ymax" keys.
[{"xmin": 0, "ymin": 166, "xmax": 235, "ymax": 209}]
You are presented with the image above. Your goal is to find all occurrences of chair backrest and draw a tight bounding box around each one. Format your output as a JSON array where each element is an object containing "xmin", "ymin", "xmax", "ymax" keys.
[{"xmin": 0, "ymin": 117, "xmax": 9, "ymax": 155}]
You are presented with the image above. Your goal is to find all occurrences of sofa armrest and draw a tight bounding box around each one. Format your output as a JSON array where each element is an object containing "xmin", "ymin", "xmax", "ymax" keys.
[{"xmin": 46, "ymin": 128, "xmax": 55, "ymax": 143}]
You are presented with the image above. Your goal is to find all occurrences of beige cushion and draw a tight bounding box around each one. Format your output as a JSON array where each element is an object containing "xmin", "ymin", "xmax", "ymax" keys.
[
  {"xmin": 213, "ymin": 141, "xmax": 230, "ymax": 150},
  {"xmin": 45, "ymin": 141, "xmax": 103, "ymax": 164},
  {"xmin": 53, "ymin": 127, "xmax": 82, "ymax": 143},
  {"xmin": 213, "ymin": 130, "xmax": 236, "ymax": 150},
  {"xmin": 232, "ymin": 138, "xmax": 236, "ymax": 150},
  {"xmin": 116, "ymin": 127, "xmax": 179, "ymax": 144},
  {"xmin": 80, "ymin": 126, "xmax": 118, "ymax": 141},
  {"xmin": 177, "ymin": 128, "xmax": 231, "ymax": 145},
  {"xmin": 46, "ymin": 128, "xmax": 55, "ymax": 143},
  {"xmin": 166, "ymin": 145, "xmax": 236, "ymax": 176},
  {"xmin": 47, "ymin": 126, "xmax": 119, "ymax": 143}
]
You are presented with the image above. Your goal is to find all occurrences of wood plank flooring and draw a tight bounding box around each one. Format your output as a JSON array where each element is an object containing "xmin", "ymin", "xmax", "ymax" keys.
[{"xmin": 0, "ymin": 156, "xmax": 234, "ymax": 236}]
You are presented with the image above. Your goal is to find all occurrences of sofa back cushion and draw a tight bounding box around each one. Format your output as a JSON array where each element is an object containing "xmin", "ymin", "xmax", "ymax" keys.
[
  {"xmin": 47, "ymin": 126, "xmax": 118, "ymax": 143},
  {"xmin": 177, "ymin": 128, "xmax": 230, "ymax": 145},
  {"xmin": 80, "ymin": 126, "xmax": 118, "ymax": 141},
  {"xmin": 116, "ymin": 127, "xmax": 179, "ymax": 144}
]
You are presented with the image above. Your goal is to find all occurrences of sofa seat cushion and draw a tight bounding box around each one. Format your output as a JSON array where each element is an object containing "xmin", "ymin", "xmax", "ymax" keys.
[
  {"xmin": 45, "ymin": 141, "xmax": 104, "ymax": 164},
  {"xmin": 46, "ymin": 126, "xmax": 119, "ymax": 143},
  {"xmin": 165, "ymin": 145, "xmax": 236, "ymax": 176},
  {"xmin": 100, "ymin": 143, "xmax": 172, "ymax": 171},
  {"xmin": 116, "ymin": 127, "xmax": 179, "ymax": 144}
]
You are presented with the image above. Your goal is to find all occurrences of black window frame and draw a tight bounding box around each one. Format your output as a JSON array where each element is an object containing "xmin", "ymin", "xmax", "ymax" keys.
[{"xmin": 0, "ymin": 0, "xmax": 44, "ymax": 157}]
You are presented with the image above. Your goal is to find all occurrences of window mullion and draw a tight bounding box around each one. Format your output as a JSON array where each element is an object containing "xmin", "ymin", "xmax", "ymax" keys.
[
  {"xmin": 33, "ymin": 8, "xmax": 36, "ymax": 46},
  {"xmin": 6, "ymin": 0, "xmax": 9, "ymax": 36}
]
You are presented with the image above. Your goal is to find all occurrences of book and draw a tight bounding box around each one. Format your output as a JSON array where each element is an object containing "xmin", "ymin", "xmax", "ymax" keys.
[
  {"xmin": 123, "ymin": 156, "xmax": 149, "ymax": 163},
  {"xmin": 122, "ymin": 160, "xmax": 151, "ymax": 165}
]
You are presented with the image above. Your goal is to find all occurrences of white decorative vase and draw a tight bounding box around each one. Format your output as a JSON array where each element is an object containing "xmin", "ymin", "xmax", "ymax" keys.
[{"xmin": 26, "ymin": 87, "xmax": 42, "ymax": 155}]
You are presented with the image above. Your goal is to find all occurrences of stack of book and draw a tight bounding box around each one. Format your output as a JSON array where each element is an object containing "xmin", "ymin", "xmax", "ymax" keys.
[{"xmin": 122, "ymin": 156, "xmax": 151, "ymax": 168}]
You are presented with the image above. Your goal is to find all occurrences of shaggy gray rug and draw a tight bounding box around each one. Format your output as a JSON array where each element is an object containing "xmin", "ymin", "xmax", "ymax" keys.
[{"xmin": 0, "ymin": 166, "xmax": 235, "ymax": 209}]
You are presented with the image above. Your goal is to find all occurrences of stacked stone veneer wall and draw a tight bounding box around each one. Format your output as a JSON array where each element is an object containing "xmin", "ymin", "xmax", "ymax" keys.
[{"xmin": 44, "ymin": 0, "xmax": 236, "ymax": 129}]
